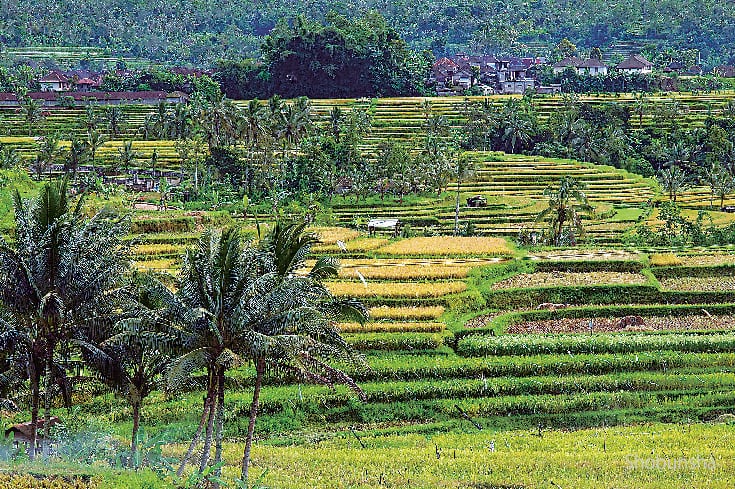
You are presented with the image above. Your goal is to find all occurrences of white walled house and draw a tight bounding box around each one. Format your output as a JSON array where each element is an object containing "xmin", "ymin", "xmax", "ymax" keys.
[
  {"xmin": 578, "ymin": 58, "xmax": 608, "ymax": 76},
  {"xmin": 616, "ymin": 54, "xmax": 654, "ymax": 74}
]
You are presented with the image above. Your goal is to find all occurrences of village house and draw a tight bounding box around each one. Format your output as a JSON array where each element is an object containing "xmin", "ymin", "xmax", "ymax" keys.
[
  {"xmin": 578, "ymin": 58, "xmax": 608, "ymax": 76},
  {"xmin": 430, "ymin": 54, "xmax": 542, "ymax": 95},
  {"xmin": 38, "ymin": 70, "xmax": 103, "ymax": 92},
  {"xmin": 38, "ymin": 71, "xmax": 72, "ymax": 92},
  {"xmin": 552, "ymin": 56, "xmax": 583, "ymax": 75},
  {"xmin": 616, "ymin": 54, "xmax": 654, "ymax": 74},
  {"xmin": 552, "ymin": 57, "xmax": 608, "ymax": 76},
  {"xmin": 713, "ymin": 65, "xmax": 735, "ymax": 77},
  {"xmin": 663, "ymin": 61, "xmax": 686, "ymax": 73},
  {"xmin": 5, "ymin": 416, "xmax": 61, "ymax": 456}
]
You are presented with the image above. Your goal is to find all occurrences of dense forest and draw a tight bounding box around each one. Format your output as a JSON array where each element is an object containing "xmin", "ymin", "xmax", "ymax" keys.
[{"xmin": 1, "ymin": 0, "xmax": 735, "ymax": 67}]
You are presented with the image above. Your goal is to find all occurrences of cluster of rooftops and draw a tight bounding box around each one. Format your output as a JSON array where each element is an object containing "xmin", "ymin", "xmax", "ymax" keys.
[
  {"xmin": 0, "ymin": 68, "xmax": 209, "ymax": 106},
  {"xmin": 430, "ymin": 52, "xmax": 730, "ymax": 95}
]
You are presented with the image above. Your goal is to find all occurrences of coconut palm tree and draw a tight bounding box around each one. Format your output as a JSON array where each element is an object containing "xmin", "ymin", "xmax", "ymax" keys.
[
  {"xmin": 19, "ymin": 96, "xmax": 44, "ymax": 136},
  {"xmin": 83, "ymin": 105, "xmax": 99, "ymax": 134},
  {"xmin": 716, "ymin": 172, "xmax": 735, "ymax": 209},
  {"xmin": 104, "ymin": 106, "xmax": 124, "ymax": 138},
  {"xmin": 117, "ymin": 140, "xmax": 140, "ymax": 175},
  {"xmin": 0, "ymin": 144, "xmax": 21, "ymax": 170},
  {"xmin": 35, "ymin": 135, "xmax": 63, "ymax": 180},
  {"xmin": 632, "ymin": 93, "xmax": 647, "ymax": 126},
  {"xmin": 502, "ymin": 112, "xmax": 534, "ymax": 154},
  {"xmin": 198, "ymin": 94, "xmax": 242, "ymax": 151},
  {"xmin": 240, "ymin": 100, "xmax": 267, "ymax": 192},
  {"xmin": 450, "ymin": 151, "xmax": 475, "ymax": 236},
  {"xmin": 79, "ymin": 274, "xmax": 180, "ymax": 465},
  {"xmin": 535, "ymin": 176, "xmax": 595, "ymax": 246},
  {"xmin": 168, "ymin": 103, "xmax": 192, "ymax": 140},
  {"xmin": 169, "ymin": 222, "xmax": 367, "ymax": 482},
  {"xmin": 86, "ymin": 129, "xmax": 106, "ymax": 176},
  {"xmin": 657, "ymin": 164, "xmax": 689, "ymax": 202},
  {"xmin": 703, "ymin": 162, "xmax": 725, "ymax": 208},
  {"xmin": 65, "ymin": 137, "xmax": 89, "ymax": 180},
  {"xmin": 240, "ymin": 221, "xmax": 367, "ymax": 481},
  {"xmin": 0, "ymin": 178, "xmax": 130, "ymax": 459}
]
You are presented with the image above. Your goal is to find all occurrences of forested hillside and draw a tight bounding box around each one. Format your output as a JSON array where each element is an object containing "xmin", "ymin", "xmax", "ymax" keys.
[{"xmin": 1, "ymin": 0, "xmax": 734, "ymax": 66}]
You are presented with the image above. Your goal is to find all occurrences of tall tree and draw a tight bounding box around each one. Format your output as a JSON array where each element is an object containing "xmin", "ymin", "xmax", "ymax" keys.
[
  {"xmin": 658, "ymin": 164, "xmax": 689, "ymax": 202},
  {"xmin": 449, "ymin": 150, "xmax": 475, "ymax": 236},
  {"xmin": 0, "ymin": 178, "xmax": 130, "ymax": 459},
  {"xmin": 535, "ymin": 176, "xmax": 595, "ymax": 246},
  {"xmin": 19, "ymin": 96, "xmax": 44, "ymax": 136},
  {"xmin": 80, "ymin": 274, "xmax": 178, "ymax": 465},
  {"xmin": 117, "ymin": 140, "xmax": 140, "ymax": 174},
  {"xmin": 86, "ymin": 129, "xmax": 106, "ymax": 176},
  {"xmin": 169, "ymin": 223, "xmax": 367, "ymax": 482},
  {"xmin": 104, "ymin": 106, "xmax": 124, "ymax": 138}
]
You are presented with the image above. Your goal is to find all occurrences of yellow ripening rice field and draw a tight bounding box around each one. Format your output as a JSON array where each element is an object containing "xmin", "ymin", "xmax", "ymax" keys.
[
  {"xmin": 340, "ymin": 264, "xmax": 472, "ymax": 280},
  {"xmin": 310, "ymin": 227, "xmax": 361, "ymax": 244},
  {"xmin": 337, "ymin": 322, "xmax": 445, "ymax": 333},
  {"xmin": 492, "ymin": 272, "xmax": 648, "ymax": 289},
  {"xmin": 369, "ymin": 306, "xmax": 445, "ymax": 320},
  {"xmin": 677, "ymin": 254, "xmax": 735, "ymax": 266},
  {"xmin": 376, "ymin": 237, "xmax": 513, "ymax": 256},
  {"xmin": 133, "ymin": 259, "xmax": 177, "ymax": 270},
  {"xmin": 649, "ymin": 253, "xmax": 684, "ymax": 266},
  {"xmin": 326, "ymin": 281, "xmax": 467, "ymax": 298},
  {"xmin": 312, "ymin": 238, "xmax": 389, "ymax": 252},
  {"xmin": 133, "ymin": 243, "xmax": 185, "ymax": 256}
]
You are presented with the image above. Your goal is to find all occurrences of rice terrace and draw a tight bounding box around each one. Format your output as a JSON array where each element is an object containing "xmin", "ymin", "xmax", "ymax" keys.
[{"xmin": 3, "ymin": 6, "xmax": 735, "ymax": 487}]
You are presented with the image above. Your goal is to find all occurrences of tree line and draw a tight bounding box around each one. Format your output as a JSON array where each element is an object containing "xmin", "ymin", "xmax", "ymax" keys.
[
  {"xmin": 7, "ymin": 90, "xmax": 735, "ymax": 220},
  {"xmin": 458, "ymin": 94, "xmax": 735, "ymax": 207},
  {"xmin": 2, "ymin": 1, "xmax": 735, "ymax": 67}
]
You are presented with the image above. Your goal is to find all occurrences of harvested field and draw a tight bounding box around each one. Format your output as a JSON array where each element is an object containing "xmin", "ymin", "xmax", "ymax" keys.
[
  {"xmin": 660, "ymin": 276, "xmax": 735, "ymax": 291},
  {"xmin": 507, "ymin": 315, "xmax": 735, "ymax": 334},
  {"xmin": 492, "ymin": 271, "xmax": 648, "ymax": 289}
]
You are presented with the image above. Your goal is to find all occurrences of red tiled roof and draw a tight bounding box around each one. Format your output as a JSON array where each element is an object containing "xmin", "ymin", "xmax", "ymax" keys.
[
  {"xmin": 578, "ymin": 58, "xmax": 607, "ymax": 68},
  {"xmin": 0, "ymin": 91, "xmax": 174, "ymax": 102},
  {"xmin": 553, "ymin": 56, "xmax": 583, "ymax": 68},
  {"xmin": 433, "ymin": 57, "xmax": 459, "ymax": 70},
  {"xmin": 39, "ymin": 71, "xmax": 69, "ymax": 83},
  {"xmin": 5, "ymin": 417, "xmax": 61, "ymax": 439},
  {"xmin": 617, "ymin": 54, "xmax": 654, "ymax": 69}
]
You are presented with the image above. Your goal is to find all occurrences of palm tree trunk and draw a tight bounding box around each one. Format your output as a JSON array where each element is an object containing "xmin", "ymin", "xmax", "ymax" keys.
[
  {"xmin": 213, "ymin": 367, "xmax": 226, "ymax": 477},
  {"xmin": 454, "ymin": 180, "xmax": 461, "ymax": 236},
  {"xmin": 177, "ymin": 394, "xmax": 212, "ymax": 477},
  {"xmin": 241, "ymin": 357, "xmax": 265, "ymax": 482},
  {"xmin": 199, "ymin": 373, "xmax": 217, "ymax": 473},
  {"xmin": 131, "ymin": 401, "xmax": 141, "ymax": 467},
  {"xmin": 43, "ymin": 349, "xmax": 54, "ymax": 455},
  {"xmin": 28, "ymin": 357, "xmax": 40, "ymax": 461}
]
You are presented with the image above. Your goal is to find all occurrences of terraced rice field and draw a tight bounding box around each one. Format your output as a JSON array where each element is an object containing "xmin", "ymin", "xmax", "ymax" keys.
[
  {"xmin": 659, "ymin": 275, "xmax": 735, "ymax": 291},
  {"xmin": 507, "ymin": 315, "xmax": 735, "ymax": 333},
  {"xmin": 8, "ymin": 94, "xmax": 735, "ymax": 242},
  {"xmin": 10, "ymin": 94, "xmax": 735, "ymax": 486},
  {"xmin": 492, "ymin": 271, "xmax": 649, "ymax": 289},
  {"xmin": 328, "ymin": 153, "xmax": 655, "ymax": 243}
]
